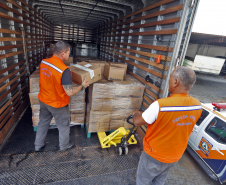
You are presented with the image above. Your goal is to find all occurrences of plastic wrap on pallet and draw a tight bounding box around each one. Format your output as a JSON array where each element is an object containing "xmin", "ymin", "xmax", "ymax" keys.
[
  {"xmin": 29, "ymin": 92, "xmax": 39, "ymax": 105},
  {"xmin": 89, "ymin": 97, "xmax": 143, "ymax": 111},
  {"xmin": 70, "ymin": 111, "xmax": 85, "ymax": 125},
  {"xmin": 31, "ymin": 104, "xmax": 40, "ymax": 115},
  {"xmin": 86, "ymin": 109, "xmax": 134, "ymax": 133},
  {"xmin": 90, "ymin": 74, "xmax": 145, "ymax": 99},
  {"xmin": 86, "ymin": 74, "xmax": 145, "ymax": 133},
  {"xmin": 29, "ymin": 68, "xmax": 40, "ymax": 93},
  {"xmin": 69, "ymin": 85, "xmax": 86, "ymax": 111}
]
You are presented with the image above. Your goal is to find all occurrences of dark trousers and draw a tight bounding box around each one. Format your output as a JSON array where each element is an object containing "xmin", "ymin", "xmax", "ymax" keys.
[
  {"xmin": 136, "ymin": 151, "xmax": 177, "ymax": 185},
  {"xmin": 34, "ymin": 101, "xmax": 70, "ymax": 151}
]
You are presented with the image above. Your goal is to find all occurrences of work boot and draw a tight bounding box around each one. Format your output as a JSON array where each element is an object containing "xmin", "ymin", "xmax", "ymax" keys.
[
  {"xmin": 35, "ymin": 143, "xmax": 46, "ymax": 152},
  {"xmin": 60, "ymin": 143, "xmax": 74, "ymax": 152}
]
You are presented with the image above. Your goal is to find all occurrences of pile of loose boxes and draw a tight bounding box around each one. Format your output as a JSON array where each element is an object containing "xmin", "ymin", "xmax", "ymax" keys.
[{"xmin": 29, "ymin": 56, "xmax": 145, "ymax": 134}]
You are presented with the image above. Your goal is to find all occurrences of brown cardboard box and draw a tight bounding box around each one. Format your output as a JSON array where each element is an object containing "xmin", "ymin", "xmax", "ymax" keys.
[
  {"xmin": 89, "ymin": 74, "xmax": 145, "ymax": 99},
  {"xmin": 104, "ymin": 62, "xmax": 127, "ymax": 81},
  {"xmin": 86, "ymin": 74, "xmax": 145, "ymax": 133},
  {"xmin": 70, "ymin": 111, "xmax": 85, "ymax": 125},
  {"xmin": 86, "ymin": 60, "xmax": 108, "ymax": 75},
  {"xmin": 109, "ymin": 120, "xmax": 125, "ymax": 130},
  {"xmin": 90, "ymin": 97, "xmax": 143, "ymax": 111},
  {"xmin": 69, "ymin": 88, "xmax": 85, "ymax": 111},
  {"xmin": 86, "ymin": 109, "xmax": 135, "ymax": 132},
  {"xmin": 64, "ymin": 57, "xmax": 73, "ymax": 66},
  {"xmin": 69, "ymin": 62, "xmax": 101, "ymax": 85},
  {"xmin": 108, "ymin": 62, "xmax": 127, "ymax": 78},
  {"xmin": 29, "ymin": 68, "xmax": 40, "ymax": 93},
  {"xmin": 31, "ymin": 104, "xmax": 40, "ymax": 115},
  {"xmin": 29, "ymin": 92, "xmax": 39, "ymax": 105}
]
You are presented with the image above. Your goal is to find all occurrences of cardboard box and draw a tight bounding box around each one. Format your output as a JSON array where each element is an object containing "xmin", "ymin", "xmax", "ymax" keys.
[
  {"xmin": 69, "ymin": 62, "xmax": 101, "ymax": 85},
  {"xmin": 86, "ymin": 60, "xmax": 108, "ymax": 75},
  {"xmin": 104, "ymin": 62, "xmax": 127, "ymax": 81},
  {"xmin": 69, "ymin": 87, "xmax": 86, "ymax": 111},
  {"xmin": 86, "ymin": 74, "xmax": 145, "ymax": 133},
  {"xmin": 29, "ymin": 68, "xmax": 40, "ymax": 93},
  {"xmin": 108, "ymin": 62, "xmax": 127, "ymax": 78},
  {"xmin": 29, "ymin": 92, "xmax": 39, "ymax": 105},
  {"xmin": 86, "ymin": 109, "xmax": 135, "ymax": 132},
  {"xmin": 70, "ymin": 111, "xmax": 85, "ymax": 125},
  {"xmin": 89, "ymin": 97, "xmax": 143, "ymax": 111},
  {"xmin": 109, "ymin": 120, "xmax": 125, "ymax": 130},
  {"xmin": 31, "ymin": 104, "xmax": 40, "ymax": 115},
  {"xmin": 64, "ymin": 57, "xmax": 73, "ymax": 66},
  {"xmin": 89, "ymin": 74, "xmax": 145, "ymax": 99}
]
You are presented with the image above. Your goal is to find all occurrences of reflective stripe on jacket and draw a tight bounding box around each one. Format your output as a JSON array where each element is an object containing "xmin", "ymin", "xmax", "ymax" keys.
[
  {"xmin": 143, "ymin": 93, "xmax": 202, "ymax": 163},
  {"xmin": 38, "ymin": 55, "xmax": 70, "ymax": 108}
]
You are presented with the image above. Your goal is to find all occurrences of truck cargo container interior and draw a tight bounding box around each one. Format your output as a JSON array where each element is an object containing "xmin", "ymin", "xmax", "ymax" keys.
[
  {"xmin": 0, "ymin": 0, "xmax": 199, "ymax": 172},
  {"xmin": 0, "ymin": 0, "xmax": 199, "ymax": 146}
]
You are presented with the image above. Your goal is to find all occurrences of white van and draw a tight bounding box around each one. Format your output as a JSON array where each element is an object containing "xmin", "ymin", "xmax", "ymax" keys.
[{"xmin": 187, "ymin": 103, "xmax": 226, "ymax": 184}]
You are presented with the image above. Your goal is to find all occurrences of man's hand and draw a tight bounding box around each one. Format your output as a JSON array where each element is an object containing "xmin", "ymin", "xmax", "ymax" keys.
[
  {"xmin": 82, "ymin": 78, "xmax": 89, "ymax": 88},
  {"xmin": 133, "ymin": 110, "xmax": 148, "ymax": 126},
  {"xmin": 63, "ymin": 79, "xmax": 88, "ymax": 96}
]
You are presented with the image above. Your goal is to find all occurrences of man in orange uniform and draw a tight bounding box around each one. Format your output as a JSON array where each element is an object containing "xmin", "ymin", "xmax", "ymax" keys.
[
  {"xmin": 133, "ymin": 66, "xmax": 202, "ymax": 185},
  {"xmin": 35, "ymin": 41, "xmax": 89, "ymax": 152}
]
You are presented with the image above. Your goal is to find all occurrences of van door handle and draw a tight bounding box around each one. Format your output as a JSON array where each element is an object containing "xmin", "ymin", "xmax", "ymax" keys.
[
  {"xmin": 216, "ymin": 148, "xmax": 224, "ymax": 156},
  {"xmin": 193, "ymin": 128, "xmax": 198, "ymax": 133}
]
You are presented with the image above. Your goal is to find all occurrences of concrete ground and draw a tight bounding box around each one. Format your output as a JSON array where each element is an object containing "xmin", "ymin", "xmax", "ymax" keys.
[
  {"xmin": 165, "ymin": 72, "xmax": 226, "ymax": 185},
  {"xmin": 190, "ymin": 72, "xmax": 226, "ymax": 103}
]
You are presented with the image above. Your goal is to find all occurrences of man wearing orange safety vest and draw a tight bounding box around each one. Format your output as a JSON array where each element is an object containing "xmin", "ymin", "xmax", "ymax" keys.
[
  {"xmin": 35, "ymin": 41, "xmax": 89, "ymax": 152},
  {"xmin": 133, "ymin": 66, "xmax": 202, "ymax": 185}
]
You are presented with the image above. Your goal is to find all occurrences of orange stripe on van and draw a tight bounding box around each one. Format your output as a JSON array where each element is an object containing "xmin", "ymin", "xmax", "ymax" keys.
[{"xmin": 196, "ymin": 149, "xmax": 226, "ymax": 160}]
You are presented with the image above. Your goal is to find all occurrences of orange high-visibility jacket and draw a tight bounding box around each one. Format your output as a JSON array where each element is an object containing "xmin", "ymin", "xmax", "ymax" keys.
[
  {"xmin": 38, "ymin": 55, "xmax": 70, "ymax": 108},
  {"xmin": 143, "ymin": 94, "xmax": 202, "ymax": 163}
]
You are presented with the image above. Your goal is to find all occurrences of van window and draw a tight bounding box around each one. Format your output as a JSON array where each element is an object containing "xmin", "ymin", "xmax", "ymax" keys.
[
  {"xmin": 196, "ymin": 109, "xmax": 209, "ymax": 126},
  {"xmin": 205, "ymin": 117, "xmax": 226, "ymax": 144}
]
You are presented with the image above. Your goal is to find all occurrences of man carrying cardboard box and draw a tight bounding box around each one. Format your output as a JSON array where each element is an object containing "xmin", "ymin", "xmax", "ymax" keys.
[{"xmin": 35, "ymin": 41, "xmax": 89, "ymax": 152}]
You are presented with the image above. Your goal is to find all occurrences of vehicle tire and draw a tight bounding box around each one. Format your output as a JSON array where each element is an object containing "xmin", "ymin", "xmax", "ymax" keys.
[{"xmin": 116, "ymin": 146, "xmax": 122, "ymax": 155}]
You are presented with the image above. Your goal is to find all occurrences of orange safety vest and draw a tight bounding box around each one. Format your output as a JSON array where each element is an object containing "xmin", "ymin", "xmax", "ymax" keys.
[
  {"xmin": 143, "ymin": 94, "xmax": 202, "ymax": 163},
  {"xmin": 38, "ymin": 55, "xmax": 70, "ymax": 108}
]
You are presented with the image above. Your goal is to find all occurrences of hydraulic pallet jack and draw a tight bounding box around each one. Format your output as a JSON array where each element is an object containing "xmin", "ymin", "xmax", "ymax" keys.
[{"xmin": 97, "ymin": 115, "xmax": 137, "ymax": 155}]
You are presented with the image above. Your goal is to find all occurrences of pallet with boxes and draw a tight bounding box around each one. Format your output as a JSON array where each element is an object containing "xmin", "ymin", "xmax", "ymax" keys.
[
  {"xmin": 29, "ymin": 59, "xmax": 145, "ymax": 136},
  {"xmin": 86, "ymin": 74, "xmax": 145, "ymax": 137},
  {"xmin": 29, "ymin": 68, "xmax": 86, "ymax": 131}
]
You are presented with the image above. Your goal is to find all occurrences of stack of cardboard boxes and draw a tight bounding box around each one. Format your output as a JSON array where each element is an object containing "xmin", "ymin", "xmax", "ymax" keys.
[
  {"xmin": 68, "ymin": 84, "xmax": 86, "ymax": 125},
  {"xmin": 29, "ymin": 68, "xmax": 86, "ymax": 127},
  {"xmin": 29, "ymin": 58, "xmax": 145, "ymax": 132},
  {"xmin": 69, "ymin": 60, "xmax": 145, "ymax": 133},
  {"xmin": 85, "ymin": 75, "xmax": 145, "ymax": 133},
  {"xmin": 29, "ymin": 68, "xmax": 56, "ymax": 126}
]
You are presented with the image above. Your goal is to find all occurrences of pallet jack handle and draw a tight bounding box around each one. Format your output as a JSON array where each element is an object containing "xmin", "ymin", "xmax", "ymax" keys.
[
  {"xmin": 126, "ymin": 115, "xmax": 134, "ymax": 125},
  {"xmin": 124, "ymin": 115, "xmax": 137, "ymax": 143}
]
